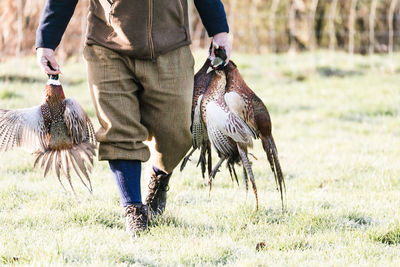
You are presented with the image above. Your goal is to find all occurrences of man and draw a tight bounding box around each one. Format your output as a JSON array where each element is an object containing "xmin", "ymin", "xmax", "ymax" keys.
[{"xmin": 36, "ymin": 0, "xmax": 231, "ymax": 237}]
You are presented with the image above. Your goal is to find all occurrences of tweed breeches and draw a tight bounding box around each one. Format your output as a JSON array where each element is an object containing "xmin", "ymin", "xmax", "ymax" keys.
[{"xmin": 83, "ymin": 44, "xmax": 194, "ymax": 173}]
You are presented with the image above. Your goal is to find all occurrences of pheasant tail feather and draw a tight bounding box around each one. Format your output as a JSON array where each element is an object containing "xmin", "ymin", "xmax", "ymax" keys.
[
  {"xmin": 34, "ymin": 141, "xmax": 95, "ymax": 192},
  {"xmin": 237, "ymin": 143, "xmax": 258, "ymax": 210},
  {"xmin": 261, "ymin": 135, "xmax": 286, "ymax": 210}
]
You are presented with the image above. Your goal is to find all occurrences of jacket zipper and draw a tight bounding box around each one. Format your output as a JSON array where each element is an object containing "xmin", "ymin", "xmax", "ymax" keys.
[{"xmin": 148, "ymin": 0, "xmax": 155, "ymax": 62}]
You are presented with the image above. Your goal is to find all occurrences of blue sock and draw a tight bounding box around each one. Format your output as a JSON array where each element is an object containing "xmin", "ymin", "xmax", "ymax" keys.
[{"xmin": 109, "ymin": 160, "xmax": 142, "ymax": 207}]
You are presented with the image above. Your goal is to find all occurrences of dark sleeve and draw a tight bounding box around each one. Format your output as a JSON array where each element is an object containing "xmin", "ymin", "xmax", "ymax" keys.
[
  {"xmin": 194, "ymin": 0, "xmax": 229, "ymax": 37},
  {"xmin": 35, "ymin": 0, "xmax": 79, "ymax": 50}
]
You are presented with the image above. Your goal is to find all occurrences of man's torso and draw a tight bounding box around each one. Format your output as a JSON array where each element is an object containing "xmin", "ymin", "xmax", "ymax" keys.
[{"xmin": 86, "ymin": 0, "xmax": 191, "ymax": 59}]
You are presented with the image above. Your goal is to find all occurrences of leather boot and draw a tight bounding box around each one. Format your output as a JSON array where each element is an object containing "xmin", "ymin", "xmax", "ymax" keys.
[
  {"xmin": 124, "ymin": 203, "xmax": 148, "ymax": 237},
  {"xmin": 145, "ymin": 167, "xmax": 172, "ymax": 216}
]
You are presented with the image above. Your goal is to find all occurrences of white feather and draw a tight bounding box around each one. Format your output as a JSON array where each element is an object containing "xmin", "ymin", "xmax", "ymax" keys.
[
  {"xmin": 224, "ymin": 92, "xmax": 246, "ymax": 118},
  {"xmin": 206, "ymin": 101, "xmax": 254, "ymax": 149},
  {"xmin": 0, "ymin": 106, "xmax": 47, "ymax": 153},
  {"xmin": 46, "ymin": 79, "xmax": 61, "ymax": 86}
]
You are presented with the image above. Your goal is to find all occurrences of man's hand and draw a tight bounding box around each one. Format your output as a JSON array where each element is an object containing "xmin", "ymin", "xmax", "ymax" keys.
[
  {"xmin": 36, "ymin": 48, "xmax": 61, "ymax": 75},
  {"xmin": 210, "ymin": 32, "xmax": 231, "ymax": 65}
]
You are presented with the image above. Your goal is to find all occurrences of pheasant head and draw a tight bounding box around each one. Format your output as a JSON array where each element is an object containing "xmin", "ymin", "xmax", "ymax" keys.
[{"xmin": 211, "ymin": 43, "xmax": 227, "ymax": 70}]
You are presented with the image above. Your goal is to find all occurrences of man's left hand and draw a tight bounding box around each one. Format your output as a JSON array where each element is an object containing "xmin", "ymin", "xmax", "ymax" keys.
[{"xmin": 210, "ymin": 32, "xmax": 231, "ymax": 65}]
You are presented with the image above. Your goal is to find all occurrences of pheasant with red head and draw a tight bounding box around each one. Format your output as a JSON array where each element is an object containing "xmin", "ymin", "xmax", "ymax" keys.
[
  {"xmin": 182, "ymin": 44, "xmax": 286, "ymax": 210},
  {"xmin": 222, "ymin": 61, "xmax": 286, "ymax": 210},
  {"xmin": 0, "ymin": 75, "xmax": 96, "ymax": 192}
]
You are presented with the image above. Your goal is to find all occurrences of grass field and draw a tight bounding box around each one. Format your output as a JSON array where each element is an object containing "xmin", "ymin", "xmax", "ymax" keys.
[{"xmin": 0, "ymin": 50, "xmax": 400, "ymax": 266}]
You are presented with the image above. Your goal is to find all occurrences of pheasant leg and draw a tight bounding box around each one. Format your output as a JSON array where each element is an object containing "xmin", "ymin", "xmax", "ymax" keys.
[
  {"xmin": 180, "ymin": 147, "xmax": 196, "ymax": 171},
  {"xmin": 208, "ymin": 156, "xmax": 226, "ymax": 193}
]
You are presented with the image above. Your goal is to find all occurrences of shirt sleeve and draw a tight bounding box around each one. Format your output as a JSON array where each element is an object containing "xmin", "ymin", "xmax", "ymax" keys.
[
  {"xmin": 35, "ymin": 0, "xmax": 79, "ymax": 50},
  {"xmin": 194, "ymin": 0, "xmax": 229, "ymax": 37}
]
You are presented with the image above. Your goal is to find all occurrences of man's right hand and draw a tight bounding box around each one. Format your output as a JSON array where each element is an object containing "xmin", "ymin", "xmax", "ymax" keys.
[{"xmin": 36, "ymin": 48, "xmax": 61, "ymax": 75}]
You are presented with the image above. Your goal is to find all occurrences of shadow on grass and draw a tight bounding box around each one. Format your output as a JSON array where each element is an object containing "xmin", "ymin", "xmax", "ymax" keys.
[
  {"xmin": 372, "ymin": 226, "xmax": 400, "ymax": 245},
  {"xmin": 317, "ymin": 67, "xmax": 363, "ymax": 78},
  {"xmin": 68, "ymin": 210, "xmax": 124, "ymax": 229},
  {"xmin": 249, "ymin": 207, "xmax": 288, "ymax": 225},
  {"xmin": 277, "ymin": 239, "xmax": 313, "ymax": 251},
  {"xmin": 0, "ymin": 256, "xmax": 29, "ymax": 265},
  {"xmin": 149, "ymin": 214, "xmax": 215, "ymax": 233},
  {"xmin": 302, "ymin": 212, "xmax": 375, "ymax": 234},
  {"xmin": 117, "ymin": 255, "xmax": 158, "ymax": 267},
  {"xmin": 340, "ymin": 212, "xmax": 374, "ymax": 229}
]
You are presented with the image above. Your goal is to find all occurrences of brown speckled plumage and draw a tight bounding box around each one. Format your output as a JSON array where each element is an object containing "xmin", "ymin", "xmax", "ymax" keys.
[
  {"xmin": 0, "ymin": 79, "xmax": 96, "ymax": 192},
  {"xmin": 191, "ymin": 58, "xmax": 212, "ymax": 122},
  {"xmin": 181, "ymin": 59, "xmax": 285, "ymax": 210},
  {"xmin": 224, "ymin": 62, "xmax": 285, "ymax": 209}
]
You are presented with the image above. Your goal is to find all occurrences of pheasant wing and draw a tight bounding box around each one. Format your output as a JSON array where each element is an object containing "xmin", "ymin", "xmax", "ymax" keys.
[
  {"xmin": 61, "ymin": 98, "xmax": 96, "ymax": 192},
  {"xmin": 0, "ymin": 106, "xmax": 47, "ymax": 153},
  {"xmin": 63, "ymin": 98, "xmax": 96, "ymax": 145},
  {"xmin": 224, "ymin": 91, "xmax": 258, "ymax": 135},
  {"xmin": 206, "ymin": 101, "xmax": 256, "ymax": 151}
]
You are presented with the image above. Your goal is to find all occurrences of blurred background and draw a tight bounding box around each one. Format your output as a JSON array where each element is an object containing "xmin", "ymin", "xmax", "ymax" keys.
[{"xmin": 1, "ymin": 0, "xmax": 400, "ymax": 69}]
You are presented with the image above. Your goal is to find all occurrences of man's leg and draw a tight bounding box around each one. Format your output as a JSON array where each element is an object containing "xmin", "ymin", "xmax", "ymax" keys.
[
  {"xmin": 135, "ymin": 45, "xmax": 194, "ymax": 215},
  {"xmin": 83, "ymin": 44, "xmax": 150, "ymax": 236},
  {"xmin": 109, "ymin": 160, "xmax": 142, "ymax": 206}
]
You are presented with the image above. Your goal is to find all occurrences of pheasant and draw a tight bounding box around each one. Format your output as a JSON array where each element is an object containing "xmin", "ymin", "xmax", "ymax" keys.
[
  {"xmin": 221, "ymin": 61, "xmax": 286, "ymax": 209},
  {"xmin": 182, "ymin": 45, "xmax": 285, "ymax": 210},
  {"xmin": 201, "ymin": 68, "xmax": 261, "ymax": 205},
  {"xmin": 180, "ymin": 43, "xmax": 228, "ymax": 177},
  {"xmin": 180, "ymin": 58, "xmax": 213, "ymax": 178},
  {"xmin": 0, "ymin": 75, "xmax": 96, "ymax": 192}
]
